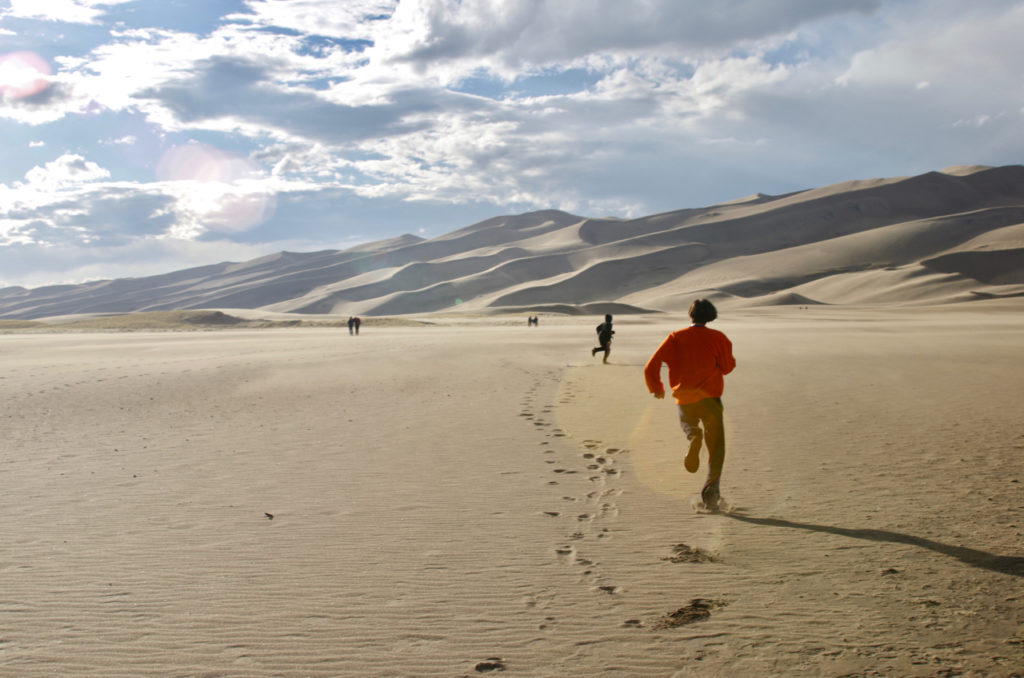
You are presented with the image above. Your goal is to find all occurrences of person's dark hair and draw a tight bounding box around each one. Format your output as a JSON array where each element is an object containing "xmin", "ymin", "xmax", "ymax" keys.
[
  {"xmin": 689, "ymin": 299, "xmax": 717, "ymax": 324},
  {"xmin": 604, "ymin": 314, "xmax": 612, "ymax": 322}
]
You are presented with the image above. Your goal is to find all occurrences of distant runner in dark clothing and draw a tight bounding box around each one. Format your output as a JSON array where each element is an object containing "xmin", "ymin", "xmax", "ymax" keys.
[{"xmin": 592, "ymin": 314, "xmax": 614, "ymax": 364}]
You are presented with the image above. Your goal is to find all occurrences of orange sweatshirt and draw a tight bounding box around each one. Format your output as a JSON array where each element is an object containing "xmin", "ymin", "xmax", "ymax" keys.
[{"xmin": 644, "ymin": 325, "xmax": 736, "ymax": 405}]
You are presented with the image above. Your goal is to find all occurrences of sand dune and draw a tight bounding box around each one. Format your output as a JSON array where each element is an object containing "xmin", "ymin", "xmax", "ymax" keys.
[
  {"xmin": 2, "ymin": 165, "xmax": 1023, "ymax": 321},
  {"xmin": 924, "ymin": 249, "xmax": 1024, "ymax": 285}
]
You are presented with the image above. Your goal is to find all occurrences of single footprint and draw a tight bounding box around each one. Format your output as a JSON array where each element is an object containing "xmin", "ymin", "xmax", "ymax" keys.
[
  {"xmin": 651, "ymin": 599, "xmax": 727, "ymax": 629},
  {"xmin": 663, "ymin": 543, "xmax": 717, "ymax": 563},
  {"xmin": 475, "ymin": 657, "xmax": 506, "ymax": 673}
]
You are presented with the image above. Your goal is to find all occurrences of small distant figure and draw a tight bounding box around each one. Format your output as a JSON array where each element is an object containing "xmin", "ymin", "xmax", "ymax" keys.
[
  {"xmin": 347, "ymin": 316, "xmax": 355, "ymax": 335},
  {"xmin": 353, "ymin": 316, "xmax": 361, "ymax": 335},
  {"xmin": 591, "ymin": 314, "xmax": 614, "ymax": 364},
  {"xmin": 527, "ymin": 315, "xmax": 539, "ymax": 327},
  {"xmin": 643, "ymin": 299, "xmax": 735, "ymax": 511}
]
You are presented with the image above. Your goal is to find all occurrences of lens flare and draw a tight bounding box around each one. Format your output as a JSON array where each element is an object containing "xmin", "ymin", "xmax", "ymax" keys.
[
  {"xmin": 0, "ymin": 51, "xmax": 51, "ymax": 100},
  {"xmin": 156, "ymin": 144, "xmax": 254, "ymax": 183},
  {"xmin": 156, "ymin": 143, "xmax": 276, "ymax": 233},
  {"xmin": 548, "ymin": 364, "xmax": 735, "ymax": 502},
  {"xmin": 205, "ymin": 189, "xmax": 276, "ymax": 233}
]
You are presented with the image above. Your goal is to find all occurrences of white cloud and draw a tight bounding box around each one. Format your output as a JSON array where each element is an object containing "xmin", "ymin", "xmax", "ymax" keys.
[
  {"xmin": 228, "ymin": 0, "xmax": 398, "ymax": 40},
  {"xmin": 24, "ymin": 153, "xmax": 111, "ymax": 189},
  {"xmin": 837, "ymin": 2, "xmax": 1024, "ymax": 106},
  {"xmin": 1, "ymin": 145, "xmax": 334, "ymax": 254},
  {"xmin": 156, "ymin": 179, "xmax": 279, "ymax": 237},
  {"xmin": 44, "ymin": 21, "xmax": 377, "ymax": 135},
  {"xmin": 4, "ymin": 0, "xmax": 133, "ymax": 25},
  {"xmin": 0, "ymin": 50, "xmax": 52, "ymax": 101},
  {"xmin": 58, "ymin": 29, "xmax": 211, "ymax": 115},
  {"xmin": 369, "ymin": 0, "xmax": 879, "ymax": 79}
]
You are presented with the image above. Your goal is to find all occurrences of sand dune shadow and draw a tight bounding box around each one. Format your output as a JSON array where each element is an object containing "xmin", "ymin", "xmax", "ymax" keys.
[{"xmin": 725, "ymin": 513, "xmax": 1024, "ymax": 577}]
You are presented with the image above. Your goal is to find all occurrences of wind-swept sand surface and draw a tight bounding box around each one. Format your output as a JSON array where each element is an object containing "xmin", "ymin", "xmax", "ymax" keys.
[{"xmin": 2, "ymin": 308, "xmax": 1023, "ymax": 676}]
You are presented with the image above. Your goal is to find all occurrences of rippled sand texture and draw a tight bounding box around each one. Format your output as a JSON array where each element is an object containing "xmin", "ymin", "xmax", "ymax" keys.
[{"xmin": 2, "ymin": 308, "xmax": 1022, "ymax": 676}]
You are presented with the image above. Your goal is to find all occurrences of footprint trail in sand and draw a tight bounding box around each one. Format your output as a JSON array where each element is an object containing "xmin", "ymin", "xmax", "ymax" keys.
[{"xmin": 519, "ymin": 377, "xmax": 629, "ymax": 604}]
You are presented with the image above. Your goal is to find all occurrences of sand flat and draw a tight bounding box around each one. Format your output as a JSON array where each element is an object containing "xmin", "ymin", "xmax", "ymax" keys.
[{"xmin": 1, "ymin": 310, "xmax": 1022, "ymax": 676}]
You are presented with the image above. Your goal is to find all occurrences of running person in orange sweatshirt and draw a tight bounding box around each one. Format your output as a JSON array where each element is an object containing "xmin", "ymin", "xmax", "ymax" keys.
[{"xmin": 644, "ymin": 299, "xmax": 736, "ymax": 510}]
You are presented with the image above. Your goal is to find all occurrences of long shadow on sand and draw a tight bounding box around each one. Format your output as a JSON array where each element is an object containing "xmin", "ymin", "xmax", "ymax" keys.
[{"xmin": 724, "ymin": 513, "xmax": 1024, "ymax": 577}]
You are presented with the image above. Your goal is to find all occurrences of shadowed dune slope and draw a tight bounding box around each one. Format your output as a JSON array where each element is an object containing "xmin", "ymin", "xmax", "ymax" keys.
[
  {"xmin": 2, "ymin": 166, "xmax": 1024, "ymax": 319},
  {"xmin": 923, "ymin": 249, "xmax": 1024, "ymax": 284}
]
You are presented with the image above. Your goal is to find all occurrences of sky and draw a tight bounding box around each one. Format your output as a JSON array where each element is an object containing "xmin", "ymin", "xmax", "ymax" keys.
[{"xmin": 1, "ymin": 0, "xmax": 1023, "ymax": 289}]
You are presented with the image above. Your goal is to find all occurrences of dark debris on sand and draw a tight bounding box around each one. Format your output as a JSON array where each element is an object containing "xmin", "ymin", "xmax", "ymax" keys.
[
  {"xmin": 651, "ymin": 598, "xmax": 727, "ymax": 629},
  {"xmin": 474, "ymin": 657, "xmax": 506, "ymax": 672},
  {"xmin": 663, "ymin": 543, "xmax": 717, "ymax": 563}
]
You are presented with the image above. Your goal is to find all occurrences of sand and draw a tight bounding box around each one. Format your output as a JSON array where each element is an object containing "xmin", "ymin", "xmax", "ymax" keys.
[{"xmin": 2, "ymin": 308, "xmax": 1023, "ymax": 676}]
